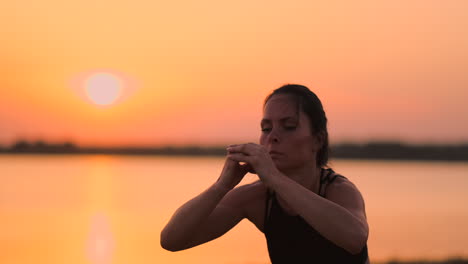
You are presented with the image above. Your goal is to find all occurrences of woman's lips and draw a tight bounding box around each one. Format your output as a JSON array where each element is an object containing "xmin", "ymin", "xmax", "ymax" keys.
[{"xmin": 269, "ymin": 151, "xmax": 283, "ymax": 156}]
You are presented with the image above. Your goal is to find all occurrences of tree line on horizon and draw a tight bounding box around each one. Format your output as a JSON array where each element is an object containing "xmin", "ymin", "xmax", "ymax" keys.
[{"xmin": 0, "ymin": 140, "xmax": 467, "ymax": 161}]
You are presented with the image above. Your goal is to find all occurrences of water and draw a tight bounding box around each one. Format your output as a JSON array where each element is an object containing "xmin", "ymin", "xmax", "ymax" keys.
[{"xmin": 1, "ymin": 155, "xmax": 467, "ymax": 264}]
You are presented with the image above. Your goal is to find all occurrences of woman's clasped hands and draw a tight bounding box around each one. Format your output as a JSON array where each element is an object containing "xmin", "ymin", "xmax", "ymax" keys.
[{"xmin": 226, "ymin": 143, "xmax": 280, "ymax": 187}]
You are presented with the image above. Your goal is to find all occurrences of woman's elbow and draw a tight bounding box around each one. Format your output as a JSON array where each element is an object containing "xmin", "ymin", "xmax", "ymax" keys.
[
  {"xmin": 160, "ymin": 241, "xmax": 180, "ymax": 252},
  {"xmin": 160, "ymin": 229, "xmax": 181, "ymax": 252},
  {"xmin": 160, "ymin": 238, "xmax": 177, "ymax": 252},
  {"xmin": 160, "ymin": 236, "xmax": 183, "ymax": 252},
  {"xmin": 349, "ymin": 225, "xmax": 369, "ymax": 255}
]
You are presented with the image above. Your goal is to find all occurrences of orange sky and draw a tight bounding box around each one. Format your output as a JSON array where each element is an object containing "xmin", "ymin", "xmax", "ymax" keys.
[{"xmin": 1, "ymin": 0, "xmax": 467, "ymax": 147}]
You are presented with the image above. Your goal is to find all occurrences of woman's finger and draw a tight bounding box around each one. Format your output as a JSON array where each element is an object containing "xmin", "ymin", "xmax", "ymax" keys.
[
  {"xmin": 240, "ymin": 163, "xmax": 257, "ymax": 174},
  {"xmin": 227, "ymin": 143, "xmax": 256, "ymax": 156},
  {"xmin": 227, "ymin": 153, "xmax": 252, "ymax": 163}
]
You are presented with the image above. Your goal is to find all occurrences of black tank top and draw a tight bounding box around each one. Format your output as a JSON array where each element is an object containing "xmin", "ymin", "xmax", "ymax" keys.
[{"xmin": 264, "ymin": 168, "xmax": 369, "ymax": 263}]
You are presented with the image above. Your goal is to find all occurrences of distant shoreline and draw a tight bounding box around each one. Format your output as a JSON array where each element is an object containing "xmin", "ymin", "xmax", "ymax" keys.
[{"xmin": 0, "ymin": 140, "xmax": 467, "ymax": 161}]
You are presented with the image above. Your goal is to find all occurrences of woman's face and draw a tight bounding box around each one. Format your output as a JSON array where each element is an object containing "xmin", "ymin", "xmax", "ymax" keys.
[{"xmin": 259, "ymin": 94, "xmax": 320, "ymax": 171}]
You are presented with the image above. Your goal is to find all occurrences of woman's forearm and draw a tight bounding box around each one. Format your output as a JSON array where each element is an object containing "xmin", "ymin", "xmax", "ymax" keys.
[
  {"xmin": 268, "ymin": 173, "xmax": 368, "ymax": 254},
  {"xmin": 160, "ymin": 182, "xmax": 230, "ymax": 250}
]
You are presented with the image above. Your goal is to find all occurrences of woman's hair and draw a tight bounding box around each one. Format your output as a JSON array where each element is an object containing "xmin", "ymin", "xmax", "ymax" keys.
[{"xmin": 264, "ymin": 84, "xmax": 330, "ymax": 168}]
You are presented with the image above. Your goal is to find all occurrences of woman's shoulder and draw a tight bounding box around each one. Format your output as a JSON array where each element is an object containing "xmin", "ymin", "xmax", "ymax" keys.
[
  {"xmin": 321, "ymin": 168, "xmax": 362, "ymax": 194},
  {"xmin": 324, "ymin": 170, "xmax": 369, "ymax": 228},
  {"xmin": 231, "ymin": 180, "xmax": 268, "ymax": 232},
  {"xmin": 322, "ymin": 168, "xmax": 348, "ymax": 182},
  {"xmin": 331, "ymin": 172, "xmax": 357, "ymax": 187},
  {"xmin": 217, "ymin": 181, "xmax": 267, "ymax": 222},
  {"xmin": 231, "ymin": 180, "xmax": 268, "ymax": 201},
  {"xmin": 324, "ymin": 170, "xmax": 366, "ymax": 205}
]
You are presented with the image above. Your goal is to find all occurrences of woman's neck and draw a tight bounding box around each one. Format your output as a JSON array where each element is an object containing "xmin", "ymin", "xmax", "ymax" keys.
[{"xmin": 280, "ymin": 164, "xmax": 322, "ymax": 195}]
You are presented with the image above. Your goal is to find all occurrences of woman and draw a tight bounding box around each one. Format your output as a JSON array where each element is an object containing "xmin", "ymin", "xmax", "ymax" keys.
[{"xmin": 161, "ymin": 84, "xmax": 370, "ymax": 263}]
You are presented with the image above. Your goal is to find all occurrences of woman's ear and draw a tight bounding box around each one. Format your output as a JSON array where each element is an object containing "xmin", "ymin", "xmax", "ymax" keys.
[{"xmin": 313, "ymin": 131, "xmax": 325, "ymax": 152}]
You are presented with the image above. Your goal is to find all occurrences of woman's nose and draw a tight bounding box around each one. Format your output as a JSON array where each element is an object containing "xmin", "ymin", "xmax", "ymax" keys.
[{"xmin": 268, "ymin": 129, "xmax": 280, "ymax": 143}]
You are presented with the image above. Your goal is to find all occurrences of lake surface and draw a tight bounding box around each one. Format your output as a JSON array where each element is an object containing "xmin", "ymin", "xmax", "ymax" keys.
[{"xmin": 1, "ymin": 155, "xmax": 467, "ymax": 264}]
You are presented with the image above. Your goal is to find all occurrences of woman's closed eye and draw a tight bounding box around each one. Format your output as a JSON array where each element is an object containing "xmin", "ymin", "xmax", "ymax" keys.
[
  {"xmin": 284, "ymin": 126, "xmax": 297, "ymax": 131},
  {"xmin": 261, "ymin": 126, "xmax": 296, "ymax": 132}
]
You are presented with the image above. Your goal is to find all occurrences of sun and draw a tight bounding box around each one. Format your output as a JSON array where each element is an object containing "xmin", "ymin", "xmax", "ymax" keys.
[
  {"xmin": 69, "ymin": 69, "xmax": 138, "ymax": 107},
  {"xmin": 84, "ymin": 72, "xmax": 123, "ymax": 106}
]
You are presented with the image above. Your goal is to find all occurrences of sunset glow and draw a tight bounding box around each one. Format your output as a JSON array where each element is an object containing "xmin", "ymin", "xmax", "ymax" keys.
[
  {"xmin": 0, "ymin": 0, "xmax": 467, "ymax": 146},
  {"xmin": 85, "ymin": 73, "xmax": 122, "ymax": 106}
]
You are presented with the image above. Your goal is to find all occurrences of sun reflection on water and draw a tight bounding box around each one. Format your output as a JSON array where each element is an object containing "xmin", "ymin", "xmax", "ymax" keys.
[
  {"xmin": 86, "ymin": 213, "xmax": 115, "ymax": 264},
  {"xmin": 85, "ymin": 156, "xmax": 116, "ymax": 264}
]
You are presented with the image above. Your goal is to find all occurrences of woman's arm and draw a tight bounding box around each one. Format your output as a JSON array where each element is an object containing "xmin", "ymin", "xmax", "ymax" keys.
[
  {"xmin": 161, "ymin": 183, "xmax": 241, "ymax": 251},
  {"xmin": 268, "ymin": 172, "xmax": 369, "ymax": 254},
  {"xmin": 160, "ymin": 157, "xmax": 251, "ymax": 251}
]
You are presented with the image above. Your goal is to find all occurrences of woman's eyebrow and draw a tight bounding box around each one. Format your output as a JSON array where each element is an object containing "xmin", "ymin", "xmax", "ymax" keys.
[
  {"xmin": 261, "ymin": 117, "xmax": 298, "ymax": 124},
  {"xmin": 281, "ymin": 117, "xmax": 298, "ymax": 122},
  {"xmin": 261, "ymin": 119, "xmax": 271, "ymax": 124}
]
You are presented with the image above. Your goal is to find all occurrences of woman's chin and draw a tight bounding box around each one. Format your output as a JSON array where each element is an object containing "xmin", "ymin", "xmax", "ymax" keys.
[
  {"xmin": 274, "ymin": 161, "xmax": 306, "ymax": 174},
  {"xmin": 273, "ymin": 160, "xmax": 288, "ymax": 171}
]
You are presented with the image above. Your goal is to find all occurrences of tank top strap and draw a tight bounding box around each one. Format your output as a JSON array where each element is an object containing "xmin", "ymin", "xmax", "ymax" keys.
[
  {"xmin": 319, "ymin": 168, "xmax": 348, "ymax": 197},
  {"xmin": 329, "ymin": 173, "xmax": 347, "ymax": 183},
  {"xmin": 319, "ymin": 168, "xmax": 333, "ymax": 197},
  {"xmin": 264, "ymin": 188, "xmax": 274, "ymax": 230}
]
